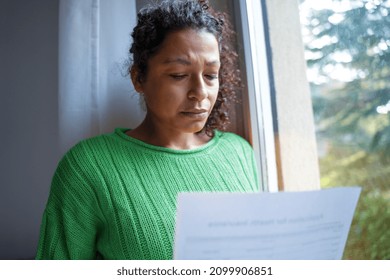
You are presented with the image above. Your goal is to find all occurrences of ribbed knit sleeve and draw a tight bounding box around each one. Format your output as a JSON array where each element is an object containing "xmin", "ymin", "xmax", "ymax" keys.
[{"xmin": 36, "ymin": 146, "xmax": 103, "ymax": 259}]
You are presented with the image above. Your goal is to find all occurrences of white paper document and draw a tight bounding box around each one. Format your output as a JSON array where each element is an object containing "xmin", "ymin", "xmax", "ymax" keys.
[{"xmin": 174, "ymin": 187, "xmax": 361, "ymax": 260}]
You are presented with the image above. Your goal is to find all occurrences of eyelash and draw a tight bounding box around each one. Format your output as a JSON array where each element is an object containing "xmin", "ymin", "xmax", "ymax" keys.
[
  {"xmin": 205, "ymin": 74, "xmax": 218, "ymax": 81},
  {"xmin": 169, "ymin": 74, "xmax": 218, "ymax": 81},
  {"xmin": 170, "ymin": 74, "xmax": 187, "ymax": 80}
]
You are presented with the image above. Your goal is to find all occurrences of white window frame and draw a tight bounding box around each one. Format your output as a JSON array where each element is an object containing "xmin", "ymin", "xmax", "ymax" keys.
[{"xmin": 239, "ymin": 0, "xmax": 278, "ymax": 192}]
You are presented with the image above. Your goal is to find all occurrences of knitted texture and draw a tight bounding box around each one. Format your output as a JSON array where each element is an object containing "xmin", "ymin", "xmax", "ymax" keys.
[{"xmin": 36, "ymin": 128, "xmax": 259, "ymax": 259}]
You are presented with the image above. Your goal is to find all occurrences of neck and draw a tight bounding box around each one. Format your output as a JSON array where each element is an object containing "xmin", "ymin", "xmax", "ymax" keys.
[{"xmin": 126, "ymin": 119, "xmax": 211, "ymax": 150}]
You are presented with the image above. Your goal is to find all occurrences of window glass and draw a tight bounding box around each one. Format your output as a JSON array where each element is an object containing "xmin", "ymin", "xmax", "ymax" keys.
[{"xmin": 299, "ymin": 0, "xmax": 390, "ymax": 259}]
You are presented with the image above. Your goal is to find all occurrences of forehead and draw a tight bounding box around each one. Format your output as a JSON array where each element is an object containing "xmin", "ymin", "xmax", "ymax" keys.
[{"xmin": 151, "ymin": 28, "xmax": 220, "ymax": 64}]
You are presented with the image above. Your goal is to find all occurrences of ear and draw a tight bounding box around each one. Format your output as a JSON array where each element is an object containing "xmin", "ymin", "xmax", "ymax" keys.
[{"xmin": 130, "ymin": 66, "xmax": 143, "ymax": 94}]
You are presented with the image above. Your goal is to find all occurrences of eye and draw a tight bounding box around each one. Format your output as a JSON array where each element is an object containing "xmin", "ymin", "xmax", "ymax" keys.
[
  {"xmin": 205, "ymin": 74, "xmax": 218, "ymax": 81},
  {"xmin": 169, "ymin": 74, "xmax": 187, "ymax": 80}
]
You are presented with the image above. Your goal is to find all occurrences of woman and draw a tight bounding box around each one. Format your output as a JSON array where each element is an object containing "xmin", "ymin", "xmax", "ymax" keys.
[{"xmin": 36, "ymin": 0, "xmax": 259, "ymax": 260}]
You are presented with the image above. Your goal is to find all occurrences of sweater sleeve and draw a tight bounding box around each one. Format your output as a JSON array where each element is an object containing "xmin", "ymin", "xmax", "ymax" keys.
[{"xmin": 36, "ymin": 148, "xmax": 102, "ymax": 259}]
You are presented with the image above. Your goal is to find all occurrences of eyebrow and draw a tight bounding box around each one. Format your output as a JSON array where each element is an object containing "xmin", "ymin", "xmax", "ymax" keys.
[
  {"xmin": 163, "ymin": 58, "xmax": 191, "ymax": 65},
  {"xmin": 162, "ymin": 57, "xmax": 220, "ymax": 66},
  {"xmin": 206, "ymin": 60, "xmax": 221, "ymax": 66}
]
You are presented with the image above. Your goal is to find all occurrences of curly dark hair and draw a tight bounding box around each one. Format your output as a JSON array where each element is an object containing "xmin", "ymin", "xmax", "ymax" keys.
[{"xmin": 129, "ymin": 0, "xmax": 240, "ymax": 136}]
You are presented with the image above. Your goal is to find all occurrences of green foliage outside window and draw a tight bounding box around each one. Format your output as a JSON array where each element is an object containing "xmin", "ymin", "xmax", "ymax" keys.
[{"xmin": 300, "ymin": 0, "xmax": 390, "ymax": 259}]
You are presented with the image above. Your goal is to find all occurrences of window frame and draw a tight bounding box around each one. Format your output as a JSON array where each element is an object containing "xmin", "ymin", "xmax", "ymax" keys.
[{"xmin": 238, "ymin": 0, "xmax": 278, "ymax": 192}]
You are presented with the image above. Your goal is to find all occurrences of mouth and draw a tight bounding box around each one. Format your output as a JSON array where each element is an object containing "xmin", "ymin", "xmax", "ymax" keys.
[{"xmin": 180, "ymin": 109, "xmax": 209, "ymax": 119}]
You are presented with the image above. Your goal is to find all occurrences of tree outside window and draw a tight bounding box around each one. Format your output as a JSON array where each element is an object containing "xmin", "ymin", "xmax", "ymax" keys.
[{"xmin": 299, "ymin": 0, "xmax": 390, "ymax": 259}]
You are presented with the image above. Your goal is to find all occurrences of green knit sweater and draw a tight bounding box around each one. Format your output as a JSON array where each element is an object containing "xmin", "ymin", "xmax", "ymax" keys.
[{"xmin": 36, "ymin": 128, "xmax": 259, "ymax": 260}]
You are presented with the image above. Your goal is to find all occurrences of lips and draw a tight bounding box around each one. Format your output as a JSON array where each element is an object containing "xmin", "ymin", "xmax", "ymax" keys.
[
  {"xmin": 183, "ymin": 109, "xmax": 208, "ymax": 114},
  {"xmin": 181, "ymin": 109, "xmax": 209, "ymax": 119}
]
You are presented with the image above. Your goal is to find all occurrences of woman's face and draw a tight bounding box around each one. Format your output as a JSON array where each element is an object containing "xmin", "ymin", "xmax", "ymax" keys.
[{"xmin": 133, "ymin": 28, "xmax": 220, "ymax": 135}]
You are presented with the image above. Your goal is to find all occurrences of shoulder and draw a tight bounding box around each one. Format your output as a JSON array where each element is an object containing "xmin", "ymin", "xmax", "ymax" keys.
[
  {"xmin": 54, "ymin": 132, "xmax": 119, "ymax": 179},
  {"xmin": 64, "ymin": 129, "xmax": 126, "ymax": 161},
  {"xmin": 48, "ymin": 132, "xmax": 123, "ymax": 205},
  {"xmin": 55, "ymin": 128, "xmax": 136, "ymax": 177},
  {"xmin": 213, "ymin": 130, "xmax": 255, "ymax": 158},
  {"xmin": 216, "ymin": 131, "xmax": 253, "ymax": 150}
]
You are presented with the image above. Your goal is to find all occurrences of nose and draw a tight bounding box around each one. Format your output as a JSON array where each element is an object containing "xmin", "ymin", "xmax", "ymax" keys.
[{"xmin": 187, "ymin": 75, "xmax": 208, "ymax": 101}]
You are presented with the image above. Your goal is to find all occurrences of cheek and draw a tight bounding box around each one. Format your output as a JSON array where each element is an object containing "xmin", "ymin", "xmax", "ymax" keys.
[
  {"xmin": 210, "ymin": 87, "xmax": 219, "ymax": 106},
  {"xmin": 144, "ymin": 83, "xmax": 186, "ymax": 108}
]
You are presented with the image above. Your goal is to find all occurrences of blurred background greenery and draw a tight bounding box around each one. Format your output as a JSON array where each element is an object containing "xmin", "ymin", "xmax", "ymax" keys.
[{"xmin": 299, "ymin": 0, "xmax": 390, "ymax": 259}]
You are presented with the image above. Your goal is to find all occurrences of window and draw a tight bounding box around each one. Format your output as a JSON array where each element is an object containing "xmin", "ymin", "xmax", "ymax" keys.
[{"xmin": 299, "ymin": 0, "xmax": 390, "ymax": 259}]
